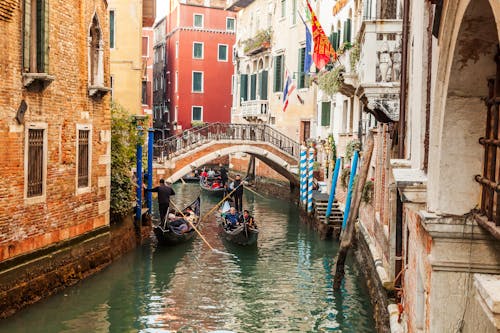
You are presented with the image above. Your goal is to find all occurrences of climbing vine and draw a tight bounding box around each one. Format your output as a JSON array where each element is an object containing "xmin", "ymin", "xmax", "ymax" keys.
[
  {"xmin": 340, "ymin": 166, "xmax": 351, "ymax": 189},
  {"xmin": 362, "ymin": 179, "xmax": 374, "ymax": 204},
  {"xmin": 349, "ymin": 42, "xmax": 360, "ymax": 71},
  {"xmin": 345, "ymin": 139, "xmax": 361, "ymax": 162},
  {"xmin": 328, "ymin": 134, "xmax": 337, "ymax": 162},
  {"xmin": 318, "ymin": 65, "xmax": 345, "ymax": 96}
]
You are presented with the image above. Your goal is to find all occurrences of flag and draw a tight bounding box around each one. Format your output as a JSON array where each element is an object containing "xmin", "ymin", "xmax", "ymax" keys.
[
  {"xmin": 306, "ymin": 0, "xmax": 337, "ymax": 70},
  {"xmin": 300, "ymin": 13, "xmax": 313, "ymax": 73},
  {"xmin": 282, "ymin": 69, "xmax": 295, "ymax": 112}
]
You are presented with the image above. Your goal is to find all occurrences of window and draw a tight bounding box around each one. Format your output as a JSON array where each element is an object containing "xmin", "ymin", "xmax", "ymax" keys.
[
  {"xmin": 192, "ymin": 106, "xmax": 203, "ymax": 121},
  {"xmin": 259, "ymin": 70, "xmax": 268, "ymax": 99},
  {"xmin": 26, "ymin": 127, "xmax": 46, "ymax": 198},
  {"xmin": 280, "ymin": 0, "xmax": 286, "ymax": 18},
  {"xmin": 142, "ymin": 81, "xmax": 148, "ymax": 104},
  {"xmin": 77, "ymin": 128, "xmax": 90, "ymax": 189},
  {"xmin": 344, "ymin": 19, "xmax": 351, "ymax": 43},
  {"xmin": 23, "ymin": 0, "xmax": 49, "ymax": 73},
  {"xmin": 193, "ymin": 42, "xmax": 203, "ymax": 59},
  {"xmin": 240, "ymin": 74, "xmax": 248, "ymax": 104},
  {"xmin": 321, "ymin": 102, "xmax": 331, "ymax": 126},
  {"xmin": 142, "ymin": 36, "xmax": 148, "ymax": 57},
  {"xmin": 109, "ymin": 10, "xmax": 115, "ymax": 49},
  {"xmin": 218, "ymin": 44, "xmax": 228, "ymax": 61},
  {"xmin": 192, "ymin": 71, "xmax": 203, "ymax": 92},
  {"xmin": 298, "ymin": 47, "xmax": 308, "ymax": 89},
  {"xmin": 88, "ymin": 15, "xmax": 104, "ymax": 87},
  {"xmin": 273, "ymin": 55, "xmax": 284, "ymax": 92},
  {"xmin": 250, "ymin": 74, "xmax": 257, "ymax": 100},
  {"xmin": 226, "ymin": 17, "xmax": 235, "ymax": 31},
  {"xmin": 175, "ymin": 71, "xmax": 178, "ymax": 92},
  {"xmin": 194, "ymin": 14, "xmax": 203, "ymax": 28},
  {"xmin": 329, "ymin": 32, "xmax": 338, "ymax": 52}
]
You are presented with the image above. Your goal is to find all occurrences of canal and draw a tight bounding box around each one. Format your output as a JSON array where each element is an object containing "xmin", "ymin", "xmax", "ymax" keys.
[{"xmin": 2, "ymin": 183, "xmax": 376, "ymax": 332}]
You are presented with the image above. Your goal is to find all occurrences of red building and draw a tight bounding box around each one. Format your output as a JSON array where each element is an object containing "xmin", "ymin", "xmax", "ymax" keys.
[{"xmin": 165, "ymin": 0, "xmax": 236, "ymax": 134}]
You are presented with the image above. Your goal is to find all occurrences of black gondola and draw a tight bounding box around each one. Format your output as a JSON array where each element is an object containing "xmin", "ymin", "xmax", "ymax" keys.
[
  {"xmin": 199, "ymin": 178, "xmax": 226, "ymax": 195},
  {"xmin": 153, "ymin": 196, "xmax": 201, "ymax": 245},
  {"xmin": 217, "ymin": 209, "xmax": 259, "ymax": 246}
]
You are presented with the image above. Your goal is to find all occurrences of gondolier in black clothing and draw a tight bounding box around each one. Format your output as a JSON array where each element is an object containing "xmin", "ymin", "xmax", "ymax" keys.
[
  {"xmin": 219, "ymin": 163, "xmax": 228, "ymax": 186},
  {"xmin": 231, "ymin": 174, "xmax": 244, "ymax": 212},
  {"xmin": 146, "ymin": 179, "xmax": 175, "ymax": 225}
]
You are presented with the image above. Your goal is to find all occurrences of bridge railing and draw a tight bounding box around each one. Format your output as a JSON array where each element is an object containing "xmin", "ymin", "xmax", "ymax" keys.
[{"xmin": 153, "ymin": 123, "xmax": 300, "ymax": 161}]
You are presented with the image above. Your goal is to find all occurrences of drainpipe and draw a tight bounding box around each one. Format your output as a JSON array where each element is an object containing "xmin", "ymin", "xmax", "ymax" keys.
[
  {"xmin": 398, "ymin": 0, "xmax": 410, "ymax": 158},
  {"xmin": 423, "ymin": 3, "xmax": 434, "ymax": 171}
]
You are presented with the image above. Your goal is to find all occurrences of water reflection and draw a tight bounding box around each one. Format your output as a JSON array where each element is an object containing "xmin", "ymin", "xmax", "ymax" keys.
[{"xmin": 1, "ymin": 183, "xmax": 375, "ymax": 333}]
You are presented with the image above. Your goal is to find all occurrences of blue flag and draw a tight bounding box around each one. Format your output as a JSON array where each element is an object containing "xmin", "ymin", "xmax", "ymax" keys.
[{"xmin": 301, "ymin": 15, "xmax": 313, "ymax": 73}]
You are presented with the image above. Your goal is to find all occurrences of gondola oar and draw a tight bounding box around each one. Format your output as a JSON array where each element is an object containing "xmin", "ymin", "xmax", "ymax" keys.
[
  {"xmin": 169, "ymin": 200, "xmax": 215, "ymax": 251},
  {"xmin": 200, "ymin": 183, "xmax": 243, "ymax": 221},
  {"xmin": 228, "ymin": 176, "xmax": 266, "ymax": 199}
]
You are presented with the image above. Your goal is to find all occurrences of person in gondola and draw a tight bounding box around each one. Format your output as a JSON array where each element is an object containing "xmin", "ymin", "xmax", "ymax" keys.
[
  {"xmin": 145, "ymin": 178, "xmax": 175, "ymax": 225},
  {"xmin": 219, "ymin": 163, "xmax": 228, "ymax": 186},
  {"xmin": 239, "ymin": 210, "xmax": 255, "ymax": 228},
  {"xmin": 211, "ymin": 180, "xmax": 221, "ymax": 189},
  {"xmin": 231, "ymin": 175, "xmax": 244, "ymax": 213},
  {"xmin": 224, "ymin": 207, "xmax": 239, "ymax": 230}
]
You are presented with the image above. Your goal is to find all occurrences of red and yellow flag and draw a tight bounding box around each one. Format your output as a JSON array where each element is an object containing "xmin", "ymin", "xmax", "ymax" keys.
[{"xmin": 306, "ymin": 0, "xmax": 337, "ymax": 70}]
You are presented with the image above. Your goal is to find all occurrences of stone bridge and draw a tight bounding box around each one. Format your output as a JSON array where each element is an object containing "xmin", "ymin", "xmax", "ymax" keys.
[{"xmin": 153, "ymin": 123, "xmax": 300, "ymax": 186}]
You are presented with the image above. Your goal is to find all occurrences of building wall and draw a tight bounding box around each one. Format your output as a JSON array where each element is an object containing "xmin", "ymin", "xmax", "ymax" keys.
[
  {"xmin": 166, "ymin": 3, "xmax": 236, "ymax": 133},
  {"xmin": 109, "ymin": 0, "xmax": 143, "ymax": 114},
  {"xmin": 142, "ymin": 27, "xmax": 154, "ymax": 124},
  {"xmin": 0, "ymin": 0, "xmax": 110, "ymax": 261}
]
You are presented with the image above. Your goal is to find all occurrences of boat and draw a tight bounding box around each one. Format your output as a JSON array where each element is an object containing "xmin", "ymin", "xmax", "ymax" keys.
[
  {"xmin": 217, "ymin": 205, "xmax": 259, "ymax": 246},
  {"xmin": 153, "ymin": 196, "xmax": 201, "ymax": 245},
  {"xmin": 199, "ymin": 177, "xmax": 226, "ymax": 195}
]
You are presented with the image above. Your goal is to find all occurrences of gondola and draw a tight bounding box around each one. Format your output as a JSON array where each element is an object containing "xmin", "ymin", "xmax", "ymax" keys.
[
  {"xmin": 153, "ymin": 196, "xmax": 201, "ymax": 245},
  {"xmin": 217, "ymin": 206, "xmax": 259, "ymax": 246},
  {"xmin": 199, "ymin": 178, "xmax": 226, "ymax": 195}
]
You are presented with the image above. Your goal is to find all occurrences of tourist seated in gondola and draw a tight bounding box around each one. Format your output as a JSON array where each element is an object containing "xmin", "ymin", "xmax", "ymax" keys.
[
  {"xmin": 239, "ymin": 210, "xmax": 256, "ymax": 228},
  {"xmin": 224, "ymin": 207, "xmax": 239, "ymax": 230},
  {"xmin": 169, "ymin": 218, "xmax": 191, "ymax": 234},
  {"xmin": 211, "ymin": 180, "xmax": 222, "ymax": 189}
]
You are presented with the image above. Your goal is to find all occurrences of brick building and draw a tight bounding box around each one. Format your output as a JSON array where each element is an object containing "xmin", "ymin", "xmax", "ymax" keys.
[{"xmin": 0, "ymin": 0, "xmax": 112, "ymax": 316}]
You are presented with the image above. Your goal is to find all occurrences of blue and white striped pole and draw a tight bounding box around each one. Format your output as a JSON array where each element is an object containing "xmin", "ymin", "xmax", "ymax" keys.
[
  {"xmin": 342, "ymin": 151, "xmax": 359, "ymax": 230},
  {"xmin": 307, "ymin": 147, "xmax": 314, "ymax": 213},
  {"xmin": 326, "ymin": 157, "xmax": 341, "ymax": 219},
  {"xmin": 300, "ymin": 146, "xmax": 307, "ymax": 207}
]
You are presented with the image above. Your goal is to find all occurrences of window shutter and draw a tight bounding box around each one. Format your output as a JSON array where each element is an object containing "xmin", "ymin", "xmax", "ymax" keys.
[
  {"xmin": 336, "ymin": 29, "xmax": 341, "ymax": 50},
  {"xmin": 321, "ymin": 102, "xmax": 331, "ymax": 126},
  {"xmin": 298, "ymin": 48, "xmax": 305, "ymax": 89},
  {"xmin": 330, "ymin": 32, "xmax": 338, "ymax": 51},
  {"xmin": 274, "ymin": 55, "xmax": 283, "ymax": 92},
  {"xmin": 240, "ymin": 74, "xmax": 248, "ymax": 103},
  {"xmin": 260, "ymin": 70, "xmax": 268, "ymax": 100},
  {"xmin": 346, "ymin": 19, "xmax": 351, "ymax": 43},
  {"xmin": 250, "ymin": 74, "xmax": 257, "ymax": 100},
  {"xmin": 23, "ymin": 0, "xmax": 31, "ymax": 72}
]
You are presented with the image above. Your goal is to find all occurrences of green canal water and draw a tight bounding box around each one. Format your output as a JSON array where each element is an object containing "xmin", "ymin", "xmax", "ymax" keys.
[{"xmin": 1, "ymin": 183, "xmax": 376, "ymax": 333}]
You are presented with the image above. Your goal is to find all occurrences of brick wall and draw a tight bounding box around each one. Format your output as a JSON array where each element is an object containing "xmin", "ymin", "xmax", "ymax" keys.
[{"xmin": 0, "ymin": 0, "xmax": 111, "ymax": 261}]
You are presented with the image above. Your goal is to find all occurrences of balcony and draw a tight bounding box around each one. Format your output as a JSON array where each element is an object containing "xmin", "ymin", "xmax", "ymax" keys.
[
  {"xmin": 143, "ymin": 0, "xmax": 156, "ymax": 27},
  {"xmin": 357, "ymin": 19, "xmax": 402, "ymax": 123},
  {"xmin": 241, "ymin": 100, "xmax": 269, "ymax": 121},
  {"xmin": 242, "ymin": 29, "xmax": 272, "ymax": 56}
]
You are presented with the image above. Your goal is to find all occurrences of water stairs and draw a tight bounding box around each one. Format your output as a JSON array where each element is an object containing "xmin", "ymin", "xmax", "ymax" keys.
[{"xmin": 312, "ymin": 192, "xmax": 344, "ymax": 239}]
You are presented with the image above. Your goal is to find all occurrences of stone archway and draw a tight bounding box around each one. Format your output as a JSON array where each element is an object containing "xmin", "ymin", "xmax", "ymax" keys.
[{"xmin": 428, "ymin": 0, "xmax": 499, "ymax": 214}]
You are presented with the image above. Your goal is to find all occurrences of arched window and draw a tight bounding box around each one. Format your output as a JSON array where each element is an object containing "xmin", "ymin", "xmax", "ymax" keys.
[{"xmin": 88, "ymin": 14, "xmax": 105, "ymax": 95}]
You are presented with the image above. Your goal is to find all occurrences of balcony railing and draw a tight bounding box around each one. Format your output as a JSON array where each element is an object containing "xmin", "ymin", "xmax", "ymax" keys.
[
  {"xmin": 153, "ymin": 123, "xmax": 300, "ymax": 161},
  {"xmin": 241, "ymin": 100, "xmax": 269, "ymax": 117}
]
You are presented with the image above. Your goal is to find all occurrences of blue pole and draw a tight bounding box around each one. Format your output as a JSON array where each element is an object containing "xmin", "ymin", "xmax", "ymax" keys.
[
  {"xmin": 135, "ymin": 127, "xmax": 143, "ymax": 222},
  {"xmin": 147, "ymin": 128, "xmax": 154, "ymax": 213},
  {"xmin": 299, "ymin": 146, "xmax": 307, "ymax": 207},
  {"xmin": 342, "ymin": 151, "xmax": 359, "ymax": 230},
  {"xmin": 307, "ymin": 147, "xmax": 314, "ymax": 213},
  {"xmin": 326, "ymin": 157, "xmax": 341, "ymax": 218}
]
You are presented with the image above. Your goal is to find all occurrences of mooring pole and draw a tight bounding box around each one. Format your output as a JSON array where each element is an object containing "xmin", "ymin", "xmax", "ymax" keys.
[
  {"xmin": 307, "ymin": 147, "xmax": 315, "ymax": 214},
  {"xmin": 326, "ymin": 157, "xmax": 341, "ymax": 219},
  {"xmin": 342, "ymin": 151, "xmax": 359, "ymax": 230},
  {"xmin": 300, "ymin": 146, "xmax": 307, "ymax": 207},
  {"xmin": 135, "ymin": 126, "xmax": 143, "ymax": 222},
  {"xmin": 147, "ymin": 128, "xmax": 154, "ymax": 213}
]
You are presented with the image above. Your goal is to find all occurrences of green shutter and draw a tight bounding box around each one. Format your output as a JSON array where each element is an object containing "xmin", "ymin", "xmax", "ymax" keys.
[
  {"xmin": 250, "ymin": 74, "xmax": 257, "ymax": 100},
  {"xmin": 346, "ymin": 19, "xmax": 351, "ymax": 43},
  {"xmin": 23, "ymin": 0, "xmax": 31, "ymax": 72},
  {"xmin": 110, "ymin": 11, "xmax": 115, "ymax": 48},
  {"xmin": 274, "ymin": 55, "xmax": 283, "ymax": 92},
  {"xmin": 240, "ymin": 74, "xmax": 248, "ymax": 103},
  {"xmin": 330, "ymin": 32, "xmax": 338, "ymax": 52},
  {"xmin": 36, "ymin": 0, "xmax": 48, "ymax": 72},
  {"xmin": 337, "ymin": 29, "xmax": 341, "ymax": 50},
  {"xmin": 260, "ymin": 70, "xmax": 268, "ymax": 100},
  {"xmin": 298, "ymin": 48, "xmax": 305, "ymax": 89},
  {"xmin": 321, "ymin": 102, "xmax": 331, "ymax": 126}
]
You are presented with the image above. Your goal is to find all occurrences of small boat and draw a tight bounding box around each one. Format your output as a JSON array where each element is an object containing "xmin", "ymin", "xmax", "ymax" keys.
[
  {"xmin": 217, "ymin": 206, "xmax": 259, "ymax": 246},
  {"xmin": 199, "ymin": 178, "xmax": 226, "ymax": 195},
  {"xmin": 153, "ymin": 196, "xmax": 201, "ymax": 245}
]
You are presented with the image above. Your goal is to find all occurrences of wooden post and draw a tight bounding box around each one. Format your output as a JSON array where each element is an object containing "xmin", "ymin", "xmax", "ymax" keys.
[{"xmin": 333, "ymin": 132, "xmax": 374, "ymax": 290}]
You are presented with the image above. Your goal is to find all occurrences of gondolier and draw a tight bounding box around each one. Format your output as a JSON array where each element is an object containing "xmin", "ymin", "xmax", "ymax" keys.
[
  {"xmin": 219, "ymin": 163, "xmax": 228, "ymax": 186},
  {"xmin": 231, "ymin": 174, "xmax": 244, "ymax": 212},
  {"xmin": 146, "ymin": 179, "xmax": 175, "ymax": 224}
]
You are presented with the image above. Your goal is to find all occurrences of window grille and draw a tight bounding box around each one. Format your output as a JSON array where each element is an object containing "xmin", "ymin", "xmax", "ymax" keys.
[
  {"xmin": 78, "ymin": 130, "xmax": 90, "ymax": 188},
  {"xmin": 476, "ymin": 50, "xmax": 500, "ymax": 224},
  {"xmin": 27, "ymin": 129, "xmax": 44, "ymax": 197}
]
